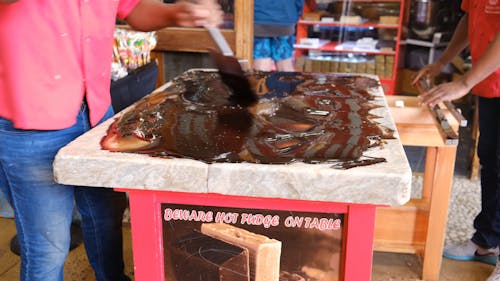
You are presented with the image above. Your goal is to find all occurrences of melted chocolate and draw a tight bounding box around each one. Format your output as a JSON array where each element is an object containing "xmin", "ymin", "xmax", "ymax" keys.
[{"xmin": 101, "ymin": 71, "xmax": 394, "ymax": 167}]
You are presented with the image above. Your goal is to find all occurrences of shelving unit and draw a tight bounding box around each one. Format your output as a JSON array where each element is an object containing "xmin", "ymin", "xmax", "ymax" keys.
[{"xmin": 294, "ymin": 0, "xmax": 405, "ymax": 95}]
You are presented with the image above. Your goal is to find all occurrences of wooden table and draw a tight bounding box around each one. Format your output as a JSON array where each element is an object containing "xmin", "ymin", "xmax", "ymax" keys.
[
  {"xmin": 374, "ymin": 96, "xmax": 459, "ymax": 281},
  {"xmin": 53, "ymin": 77, "xmax": 412, "ymax": 281}
]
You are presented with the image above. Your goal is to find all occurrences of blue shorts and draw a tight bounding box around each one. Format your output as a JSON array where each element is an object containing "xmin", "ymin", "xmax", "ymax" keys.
[{"xmin": 253, "ymin": 35, "xmax": 295, "ymax": 61}]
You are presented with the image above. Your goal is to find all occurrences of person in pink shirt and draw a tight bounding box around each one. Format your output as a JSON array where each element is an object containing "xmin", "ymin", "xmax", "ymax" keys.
[
  {"xmin": 413, "ymin": 0, "xmax": 500, "ymax": 280},
  {"xmin": 0, "ymin": 1, "xmax": 222, "ymax": 281}
]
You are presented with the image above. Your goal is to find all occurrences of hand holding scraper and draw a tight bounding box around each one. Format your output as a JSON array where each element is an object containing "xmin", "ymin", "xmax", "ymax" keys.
[
  {"xmin": 205, "ymin": 26, "xmax": 258, "ymax": 107},
  {"xmin": 187, "ymin": 0, "xmax": 257, "ymax": 107},
  {"xmin": 414, "ymin": 78, "xmax": 466, "ymax": 145}
]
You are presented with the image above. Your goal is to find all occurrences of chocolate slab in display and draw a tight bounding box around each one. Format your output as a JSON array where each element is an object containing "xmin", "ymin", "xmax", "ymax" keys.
[
  {"xmin": 53, "ymin": 70, "xmax": 411, "ymax": 206},
  {"xmin": 170, "ymin": 231, "xmax": 250, "ymax": 281}
]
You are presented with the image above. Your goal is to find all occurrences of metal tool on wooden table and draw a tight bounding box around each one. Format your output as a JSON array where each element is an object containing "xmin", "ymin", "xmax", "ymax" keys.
[
  {"xmin": 442, "ymin": 100, "xmax": 468, "ymax": 127},
  {"xmin": 415, "ymin": 78, "xmax": 465, "ymax": 145},
  {"xmin": 205, "ymin": 26, "xmax": 258, "ymax": 107}
]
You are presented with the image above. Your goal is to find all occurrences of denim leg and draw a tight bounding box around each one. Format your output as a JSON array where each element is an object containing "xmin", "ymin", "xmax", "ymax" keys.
[
  {"xmin": 75, "ymin": 187, "xmax": 130, "ymax": 281},
  {"xmin": 0, "ymin": 104, "xmax": 129, "ymax": 281},
  {"xmin": 472, "ymin": 97, "xmax": 500, "ymax": 248},
  {"xmin": 75, "ymin": 105, "xmax": 130, "ymax": 281},
  {"xmin": 0, "ymin": 118, "xmax": 79, "ymax": 281}
]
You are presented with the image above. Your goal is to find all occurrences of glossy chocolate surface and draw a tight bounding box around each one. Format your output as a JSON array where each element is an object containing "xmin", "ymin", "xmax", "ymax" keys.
[{"xmin": 101, "ymin": 71, "xmax": 394, "ymax": 167}]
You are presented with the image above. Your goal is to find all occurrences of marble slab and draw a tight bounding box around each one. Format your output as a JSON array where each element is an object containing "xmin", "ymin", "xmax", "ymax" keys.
[{"xmin": 53, "ymin": 72, "xmax": 412, "ymax": 206}]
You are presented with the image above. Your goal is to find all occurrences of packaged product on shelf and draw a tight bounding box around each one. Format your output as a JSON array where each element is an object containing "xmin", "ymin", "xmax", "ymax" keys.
[
  {"xmin": 355, "ymin": 37, "xmax": 379, "ymax": 51},
  {"xmin": 110, "ymin": 28, "xmax": 159, "ymax": 112},
  {"xmin": 111, "ymin": 62, "xmax": 129, "ymax": 81},
  {"xmin": 113, "ymin": 28, "xmax": 157, "ymax": 71},
  {"xmin": 339, "ymin": 15, "xmax": 362, "ymax": 24},
  {"xmin": 379, "ymin": 15, "xmax": 399, "ymax": 25}
]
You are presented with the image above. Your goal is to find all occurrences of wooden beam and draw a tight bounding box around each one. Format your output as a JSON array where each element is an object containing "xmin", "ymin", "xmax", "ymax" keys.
[
  {"xmin": 154, "ymin": 27, "xmax": 236, "ymax": 53},
  {"xmin": 233, "ymin": 0, "xmax": 254, "ymax": 62}
]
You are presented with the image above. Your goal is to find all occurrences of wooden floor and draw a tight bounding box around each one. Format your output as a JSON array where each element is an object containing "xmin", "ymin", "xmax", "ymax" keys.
[{"xmin": 0, "ymin": 217, "xmax": 494, "ymax": 281}]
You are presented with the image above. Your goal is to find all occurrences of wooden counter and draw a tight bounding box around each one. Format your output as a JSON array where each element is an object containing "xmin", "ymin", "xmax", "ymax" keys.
[{"xmin": 375, "ymin": 95, "xmax": 459, "ymax": 281}]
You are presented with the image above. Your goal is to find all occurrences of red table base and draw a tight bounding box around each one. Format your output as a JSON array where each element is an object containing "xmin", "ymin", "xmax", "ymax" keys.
[{"xmin": 119, "ymin": 189, "xmax": 378, "ymax": 281}]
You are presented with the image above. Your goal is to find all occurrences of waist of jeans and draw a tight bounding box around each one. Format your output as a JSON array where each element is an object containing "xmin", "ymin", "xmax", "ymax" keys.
[{"xmin": 80, "ymin": 98, "xmax": 88, "ymax": 112}]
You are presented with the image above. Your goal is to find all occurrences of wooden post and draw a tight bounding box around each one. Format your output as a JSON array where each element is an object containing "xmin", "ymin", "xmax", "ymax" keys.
[{"xmin": 152, "ymin": 0, "xmax": 254, "ymax": 80}]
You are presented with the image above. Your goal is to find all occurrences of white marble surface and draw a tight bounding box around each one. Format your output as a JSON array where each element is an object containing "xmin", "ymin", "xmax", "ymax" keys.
[{"xmin": 53, "ymin": 72, "xmax": 412, "ymax": 206}]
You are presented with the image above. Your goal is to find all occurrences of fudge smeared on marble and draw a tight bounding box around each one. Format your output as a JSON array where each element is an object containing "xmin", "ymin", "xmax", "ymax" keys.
[{"xmin": 101, "ymin": 70, "xmax": 394, "ymax": 168}]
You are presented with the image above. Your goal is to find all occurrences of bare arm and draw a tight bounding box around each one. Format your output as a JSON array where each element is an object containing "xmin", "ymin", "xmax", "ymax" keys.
[
  {"xmin": 418, "ymin": 31, "xmax": 500, "ymax": 106},
  {"xmin": 412, "ymin": 15, "xmax": 470, "ymax": 84},
  {"xmin": 432, "ymin": 15, "xmax": 470, "ymax": 69},
  {"xmin": 125, "ymin": 0, "xmax": 222, "ymax": 31},
  {"xmin": 460, "ymin": 31, "xmax": 500, "ymax": 89}
]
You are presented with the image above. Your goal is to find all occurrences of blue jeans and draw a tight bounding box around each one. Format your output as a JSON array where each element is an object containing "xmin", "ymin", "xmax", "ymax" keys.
[
  {"xmin": 472, "ymin": 96, "xmax": 500, "ymax": 251},
  {"xmin": 0, "ymin": 103, "xmax": 130, "ymax": 281}
]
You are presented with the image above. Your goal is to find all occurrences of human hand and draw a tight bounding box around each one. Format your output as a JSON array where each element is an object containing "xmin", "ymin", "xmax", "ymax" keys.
[
  {"xmin": 418, "ymin": 78, "xmax": 470, "ymax": 107},
  {"xmin": 173, "ymin": 0, "xmax": 223, "ymax": 28},
  {"xmin": 411, "ymin": 61, "xmax": 444, "ymax": 87}
]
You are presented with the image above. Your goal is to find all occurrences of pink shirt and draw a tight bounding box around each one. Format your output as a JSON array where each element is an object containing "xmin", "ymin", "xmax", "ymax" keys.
[
  {"xmin": 462, "ymin": 0, "xmax": 500, "ymax": 98},
  {"xmin": 0, "ymin": 0, "xmax": 140, "ymax": 130}
]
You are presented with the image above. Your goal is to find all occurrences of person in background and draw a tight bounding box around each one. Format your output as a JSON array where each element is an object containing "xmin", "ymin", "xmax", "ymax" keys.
[
  {"xmin": 253, "ymin": 0, "xmax": 305, "ymax": 72},
  {"xmin": 412, "ymin": 1, "xmax": 500, "ymax": 280},
  {"xmin": 0, "ymin": 1, "xmax": 222, "ymax": 281}
]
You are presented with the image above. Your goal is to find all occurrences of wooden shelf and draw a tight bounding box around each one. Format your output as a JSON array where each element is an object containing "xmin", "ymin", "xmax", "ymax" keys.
[
  {"xmin": 295, "ymin": 41, "xmax": 396, "ymax": 55},
  {"xmin": 294, "ymin": 0, "xmax": 404, "ymax": 95},
  {"xmin": 298, "ymin": 20, "xmax": 399, "ymax": 29},
  {"xmin": 326, "ymin": 0, "xmax": 401, "ymax": 2}
]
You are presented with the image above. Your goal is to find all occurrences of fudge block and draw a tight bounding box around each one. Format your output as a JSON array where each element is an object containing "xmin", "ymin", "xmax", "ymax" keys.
[{"xmin": 201, "ymin": 223, "xmax": 281, "ymax": 281}]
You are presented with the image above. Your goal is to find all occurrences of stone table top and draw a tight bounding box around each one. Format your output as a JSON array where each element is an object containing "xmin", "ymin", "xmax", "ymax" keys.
[{"xmin": 53, "ymin": 74, "xmax": 412, "ymax": 206}]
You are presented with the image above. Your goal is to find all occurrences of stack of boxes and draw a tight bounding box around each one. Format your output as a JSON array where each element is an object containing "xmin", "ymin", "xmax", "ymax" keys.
[{"xmin": 295, "ymin": 54, "xmax": 394, "ymax": 79}]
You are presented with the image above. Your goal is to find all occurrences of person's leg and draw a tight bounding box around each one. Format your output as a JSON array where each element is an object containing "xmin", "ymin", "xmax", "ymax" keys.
[
  {"xmin": 271, "ymin": 35, "xmax": 296, "ymax": 72},
  {"xmin": 253, "ymin": 37, "xmax": 275, "ymax": 71},
  {"xmin": 73, "ymin": 105, "xmax": 131, "ymax": 281},
  {"xmin": 442, "ymin": 97, "xmax": 500, "ymax": 265},
  {"xmin": 10, "ymin": 223, "xmax": 82, "ymax": 256},
  {"xmin": 75, "ymin": 187, "xmax": 129, "ymax": 281},
  {"xmin": 473, "ymin": 97, "xmax": 500, "ymax": 247},
  {"xmin": 484, "ymin": 99, "xmax": 500, "ymax": 280},
  {"xmin": 0, "ymin": 117, "xmax": 81, "ymax": 281},
  {"xmin": 475, "ymin": 97, "xmax": 500, "ymax": 281}
]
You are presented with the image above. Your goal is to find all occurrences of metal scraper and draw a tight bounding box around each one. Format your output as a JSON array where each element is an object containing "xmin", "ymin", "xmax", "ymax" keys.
[
  {"xmin": 205, "ymin": 26, "xmax": 258, "ymax": 107},
  {"xmin": 415, "ymin": 78, "xmax": 462, "ymax": 145}
]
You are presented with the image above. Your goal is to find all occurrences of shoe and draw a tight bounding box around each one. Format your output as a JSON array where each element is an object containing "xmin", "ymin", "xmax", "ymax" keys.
[
  {"xmin": 487, "ymin": 261, "xmax": 500, "ymax": 281},
  {"xmin": 443, "ymin": 240, "xmax": 498, "ymax": 265}
]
